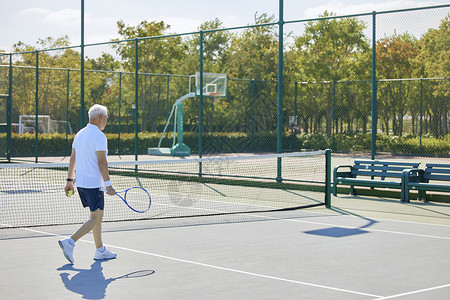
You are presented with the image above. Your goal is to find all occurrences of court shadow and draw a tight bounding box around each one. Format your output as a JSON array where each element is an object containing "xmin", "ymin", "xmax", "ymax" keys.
[
  {"xmin": 304, "ymin": 227, "xmax": 369, "ymax": 237},
  {"xmin": 304, "ymin": 206, "xmax": 377, "ymax": 238},
  {"xmin": 57, "ymin": 261, "xmax": 154, "ymax": 300}
]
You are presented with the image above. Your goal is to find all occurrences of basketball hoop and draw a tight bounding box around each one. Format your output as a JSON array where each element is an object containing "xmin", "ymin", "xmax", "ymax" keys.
[{"xmin": 209, "ymin": 92, "xmax": 221, "ymax": 103}]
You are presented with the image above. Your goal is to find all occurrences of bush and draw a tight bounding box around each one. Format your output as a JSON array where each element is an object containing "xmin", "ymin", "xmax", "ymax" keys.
[{"xmin": 1, "ymin": 132, "xmax": 448, "ymax": 157}]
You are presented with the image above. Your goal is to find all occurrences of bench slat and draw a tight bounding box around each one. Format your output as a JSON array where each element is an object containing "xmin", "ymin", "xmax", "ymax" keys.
[
  {"xmin": 338, "ymin": 178, "xmax": 401, "ymax": 187},
  {"xmin": 352, "ymin": 170, "xmax": 403, "ymax": 178},
  {"xmin": 354, "ymin": 160, "xmax": 420, "ymax": 167},
  {"xmin": 425, "ymin": 163, "xmax": 450, "ymax": 168},
  {"xmin": 425, "ymin": 174, "xmax": 450, "ymax": 181},
  {"xmin": 353, "ymin": 165, "xmax": 414, "ymax": 172},
  {"xmin": 408, "ymin": 182, "xmax": 450, "ymax": 192},
  {"xmin": 424, "ymin": 167, "xmax": 450, "ymax": 175}
]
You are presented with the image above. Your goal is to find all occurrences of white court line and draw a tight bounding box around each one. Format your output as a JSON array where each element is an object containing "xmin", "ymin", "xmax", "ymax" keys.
[
  {"xmin": 374, "ymin": 283, "xmax": 450, "ymax": 299},
  {"xmin": 307, "ymin": 207, "xmax": 450, "ymax": 228},
  {"xmin": 18, "ymin": 226, "xmax": 381, "ymax": 299},
  {"xmin": 274, "ymin": 218, "xmax": 450, "ymax": 240},
  {"xmin": 225, "ymin": 211, "xmax": 450, "ymax": 240},
  {"xmin": 152, "ymin": 195, "xmax": 450, "ymax": 241}
]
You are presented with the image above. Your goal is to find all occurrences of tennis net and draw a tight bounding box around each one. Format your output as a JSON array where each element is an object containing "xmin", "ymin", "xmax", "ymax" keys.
[{"xmin": 0, "ymin": 150, "xmax": 331, "ymax": 237}]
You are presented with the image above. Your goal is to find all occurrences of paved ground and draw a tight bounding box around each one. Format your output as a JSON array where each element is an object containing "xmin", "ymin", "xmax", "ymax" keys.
[{"xmin": 1, "ymin": 194, "xmax": 449, "ymax": 300}]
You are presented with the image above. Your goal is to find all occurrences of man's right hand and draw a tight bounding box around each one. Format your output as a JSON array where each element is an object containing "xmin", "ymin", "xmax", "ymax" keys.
[{"xmin": 105, "ymin": 185, "xmax": 116, "ymax": 196}]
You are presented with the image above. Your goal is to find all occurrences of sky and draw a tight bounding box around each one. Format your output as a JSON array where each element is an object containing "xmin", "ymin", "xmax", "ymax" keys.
[{"xmin": 1, "ymin": 0, "xmax": 448, "ymax": 56}]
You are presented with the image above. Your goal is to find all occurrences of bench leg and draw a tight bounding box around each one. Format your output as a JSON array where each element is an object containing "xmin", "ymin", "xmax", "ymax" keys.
[
  {"xmin": 401, "ymin": 185, "xmax": 405, "ymax": 202},
  {"xmin": 402, "ymin": 187, "xmax": 410, "ymax": 203},
  {"xmin": 401, "ymin": 178, "xmax": 409, "ymax": 203},
  {"xmin": 349, "ymin": 185, "xmax": 356, "ymax": 196},
  {"xmin": 418, "ymin": 190, "xmax": 428, "ymax": 202}
]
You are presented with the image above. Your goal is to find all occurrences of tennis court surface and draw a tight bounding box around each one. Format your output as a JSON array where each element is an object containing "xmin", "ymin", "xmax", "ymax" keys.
[{"xmin": 1, "ymin": 152, "xmax": 450, "ymax": 299}]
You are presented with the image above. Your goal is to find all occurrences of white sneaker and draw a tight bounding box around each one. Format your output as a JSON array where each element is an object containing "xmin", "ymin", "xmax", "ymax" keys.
[
  {"xmin": 58, "ymin": 238, "xmax": 74, "ymax": 263},
  {"xmin": 94, "ymin": 247, "xmax": 117, "ymax": 260}
]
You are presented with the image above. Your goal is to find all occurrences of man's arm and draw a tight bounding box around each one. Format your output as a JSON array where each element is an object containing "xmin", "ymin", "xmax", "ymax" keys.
[
  {"xmin": 97, "ymin": 150, "xmax": 115, "ymax": 195},
  {"xmin": 65, "ymin": 148, "xmax": 76, "ymax": 196}
]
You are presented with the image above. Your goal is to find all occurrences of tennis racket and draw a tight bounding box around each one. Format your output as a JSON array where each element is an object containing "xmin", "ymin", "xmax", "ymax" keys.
[{"xmin": 103, "ymin": 187, "xmax": 152, "ymax": 213}]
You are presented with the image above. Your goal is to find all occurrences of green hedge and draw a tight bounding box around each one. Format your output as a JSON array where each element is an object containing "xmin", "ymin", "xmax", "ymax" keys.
[{"xmin": 0, "ymin": 132, "xmax": 448, "ymax": 157}]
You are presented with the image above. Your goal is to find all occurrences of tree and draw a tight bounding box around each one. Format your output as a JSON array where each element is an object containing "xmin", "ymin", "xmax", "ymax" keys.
[
  {"xmin": 227, "ymin": 13, "xmax": 278, "ymax": 81},
  {"xmin": 293, "ymin": 12, "xmax": 370, "ymax": 136},
  {"xmin": 223, "ymin": 13, "xmax": 279, "ymax": 135},
  {"xmin": 376, "ymin": 32, "xmax": 420, "ymax": 136},
  {"xmin": 9, "ymin": 36, "xmax": 77, "ymax": 126},
  {"xmin": 415, "ymin": 14, "xmax": 449, "ymax": 137},
  {"xmin": 180, "ymin": 18, "xmax": 231, "ymax": 74},
  {"xmin": 112, "ymin": 20, "xmax": 185, "ymax": 132}
]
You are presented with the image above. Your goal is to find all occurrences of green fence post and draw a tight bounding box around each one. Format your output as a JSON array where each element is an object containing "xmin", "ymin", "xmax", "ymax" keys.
[
  {"xmin": 294, "ymin": 81, "xmax": 298, "ymax": 150},
  {"xmin": 80, "ymin": 0, "xmax": 85, "ymax": 129},
  {"xmin": 198, "ymin": 31, "xmax": 204, "ymax": 176},
  {"xmin": 134, "ymin": 38, "xmax": 139, "ymax": 161},
  {"xmin": 332, "ymin": 80, "xmax": 336, "ymax": 152},
  {"xmin": 118, "ymin": 71, "xmax": 122, "ymax": 156},
  {"xmin": 6, "ymin": 54, "xmax": 12, "ymax": 161},
  {"xmin": 166, "ymin": 75, "xmax": 170, "ymax": 121},
  {"xmin": 419, "ymin": 78, "xmax": 423, "ymax": 155},
  {"xmin": 251, "ymin": 79, "xmax": 255, "ymax": 145},
  {"xmin": 276, "ymin": 0, "xmax": 284, "ymax": 182},
  {"xmin": 35, "ymin": 50, "xmax": 39, "ymax": 163},
  {"xmin": 66, "ymin": 68, "xmax": 70, "ymax": 155},
  {"xmin": 210, "ymin": 97, "xmax": 214, "ymax": 146},
  {"xmin": 294, "ymin": 82, "xmax": 298, "ymax": 121},
  {"xmin": 371, "ymin": 11, "xmax": 377, "ymax": 160}
]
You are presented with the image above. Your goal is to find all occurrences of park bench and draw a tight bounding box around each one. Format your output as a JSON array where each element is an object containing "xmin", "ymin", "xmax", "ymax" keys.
[
  {"xmin": 401, "ymin": 163, "xmax": 450, "ymax": 203},
  {"xmin": 333, "ymin": 160, "xmax": 420, "ymax": 197}
]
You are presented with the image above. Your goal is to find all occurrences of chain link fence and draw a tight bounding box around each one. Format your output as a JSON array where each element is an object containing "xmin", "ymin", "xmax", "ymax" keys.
[{"xmin": 0, "ymin": 4, "xmax": 448, "ymax": 161}]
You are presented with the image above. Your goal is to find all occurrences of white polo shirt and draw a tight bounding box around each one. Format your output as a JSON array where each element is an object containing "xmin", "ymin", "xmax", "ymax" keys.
[{"xmin": 72, "ymin": 123, "xmax": 108, "ymax": 188}]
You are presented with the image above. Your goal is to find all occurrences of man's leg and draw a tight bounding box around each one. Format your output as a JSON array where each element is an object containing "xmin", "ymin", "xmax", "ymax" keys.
[
  {"xmin": 92, "ymin": 209, "xmax": 104, "ymax": 249},
  {"xmin": 71, "ymin": 209, "xmax": 104, "ymax": 242},
  {"xmin": 92, "ymin": 209, "xmax": 117, "ymax": 260}
]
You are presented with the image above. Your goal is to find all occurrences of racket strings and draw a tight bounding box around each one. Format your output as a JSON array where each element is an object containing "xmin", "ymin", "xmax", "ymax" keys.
[{"xmin": 117, "ymin": 187, "xmax": 151, "ymax": 213}]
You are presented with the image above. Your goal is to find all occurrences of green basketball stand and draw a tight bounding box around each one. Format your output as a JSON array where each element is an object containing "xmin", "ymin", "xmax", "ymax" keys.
[
  {"xmin": 148, "ymin": 92, "xmax": 195, "ymax": 157},
  {"xmin": 148, "ymin": 73, "xmax": 226, "ymax": 157}
]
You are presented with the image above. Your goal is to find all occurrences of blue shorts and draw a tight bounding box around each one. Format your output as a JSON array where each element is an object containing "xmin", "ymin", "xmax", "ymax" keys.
[{"xmin": 77, "ymin": 187, "xmax": 104, "ymax": 211}]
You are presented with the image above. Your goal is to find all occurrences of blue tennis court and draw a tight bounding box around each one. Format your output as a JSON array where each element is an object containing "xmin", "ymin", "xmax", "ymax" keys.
[{"xmin": 1, "ymin": 194, "xmax": 449, "ymax": 299}]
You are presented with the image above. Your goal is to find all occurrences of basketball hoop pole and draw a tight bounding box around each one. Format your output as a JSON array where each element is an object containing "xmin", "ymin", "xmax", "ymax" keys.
[
  {"xmin": 170, "ymin": 94, "xmax": 194, "ymax": 156},
  {"xmin": 149, "ymin": 73, "xmax": 226, "ymax": 157},
  {"xmin": 149, "ymin": 92, "xmax": 195, "ymax": 157}
]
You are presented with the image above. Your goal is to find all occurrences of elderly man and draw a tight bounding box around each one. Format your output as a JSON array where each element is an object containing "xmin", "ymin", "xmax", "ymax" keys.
[{"xmin": 59, "ymin": 104, "xmax": 117, "ymax": 263}]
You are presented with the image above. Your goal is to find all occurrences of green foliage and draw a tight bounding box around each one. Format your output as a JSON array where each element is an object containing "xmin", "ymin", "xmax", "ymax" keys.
[
  {"xmin": 227, "ymin": 13, "xmax": 278, "ymax": 81},
  {"xmin": 387, "ymin": 135, "xmax": 450, "ymax": 156},
  {"xmin": 1, "ymin": 9, "xmax": 449, "ymax": 160},
  {"xmin": 294, "ymin": 11, "xmax": 370, "ymax": 82},
  {"xmin": 3, "ymin": 132, "xmax": 447, "ymax": 157}
]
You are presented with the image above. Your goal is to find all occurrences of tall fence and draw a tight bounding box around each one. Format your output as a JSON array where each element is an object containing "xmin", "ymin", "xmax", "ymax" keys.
[{"xmin": 0, "ymin": 4, "xmax": 449, "ymax": 161}]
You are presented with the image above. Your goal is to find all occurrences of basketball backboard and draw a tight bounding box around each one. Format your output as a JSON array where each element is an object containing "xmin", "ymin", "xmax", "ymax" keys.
[{"xmin": 193, "ymin": 72, "xmax": 227, "ymax": 97}]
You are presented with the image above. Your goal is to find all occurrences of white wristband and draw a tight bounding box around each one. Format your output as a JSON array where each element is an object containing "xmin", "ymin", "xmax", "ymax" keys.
[{"xmin": 104, "ymin": 180, "xmax": 111, "ymax": 187}]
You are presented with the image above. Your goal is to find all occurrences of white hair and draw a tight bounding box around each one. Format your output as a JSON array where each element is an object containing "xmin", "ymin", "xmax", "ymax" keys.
[{"xmin": 88, "ymin": 104, "xmax": 108, "ymax": 120}]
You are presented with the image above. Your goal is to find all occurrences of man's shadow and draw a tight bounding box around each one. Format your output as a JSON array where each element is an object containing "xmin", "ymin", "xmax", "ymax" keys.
[{"xmin": 57, "ymin": 261, "xmax": 154, "ymax": 299}]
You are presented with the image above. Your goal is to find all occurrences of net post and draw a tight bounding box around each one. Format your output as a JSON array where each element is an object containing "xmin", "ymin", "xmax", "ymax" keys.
[{"xmin": 325, "ymin": 149, "xmax": 332, "ymax": 208}]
